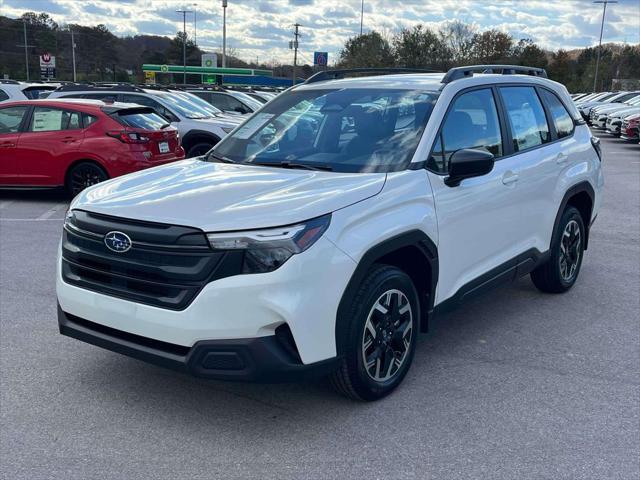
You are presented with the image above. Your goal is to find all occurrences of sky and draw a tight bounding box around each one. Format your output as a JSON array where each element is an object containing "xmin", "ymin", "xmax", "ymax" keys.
[{"xmin": 1, "ymin": 0, "xmax": 639, "ymax": 65}]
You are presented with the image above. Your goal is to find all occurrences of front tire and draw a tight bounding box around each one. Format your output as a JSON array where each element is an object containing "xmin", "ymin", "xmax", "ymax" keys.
[
  {"xmin": 531, "ymin": 206, "xmax": 585, "ymax": 293},
  {"xmin": 330, "ymin": 265, "xmax": 419, "ymax": 401},
  {"xmin": 186, "ymin": 142, "xmax": 215, "ymax": 158}
]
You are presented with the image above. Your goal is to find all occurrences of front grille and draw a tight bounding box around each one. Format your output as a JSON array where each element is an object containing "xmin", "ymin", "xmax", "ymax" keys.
[{"xmin": 61, "ymin": 210, "xmax": 242, "ymax": 310}]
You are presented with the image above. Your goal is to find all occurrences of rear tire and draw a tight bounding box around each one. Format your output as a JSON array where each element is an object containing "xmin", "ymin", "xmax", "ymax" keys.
[
  {"xmin": 330, "ymin": 265, "xmax": 419, "ymax": 401},
  {"xmin": 66, "ymin": 162, "xmax": 108, "ymax": 197},
  {"xmin": 531, "ymin": 206, "xmax": 585, "ymax": 293}
]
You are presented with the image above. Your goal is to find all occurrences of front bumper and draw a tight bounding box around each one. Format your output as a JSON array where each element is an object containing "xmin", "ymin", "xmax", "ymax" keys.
[{"xmin": 58, "ymin": 305, "xmax": 340, "ymax": 382}]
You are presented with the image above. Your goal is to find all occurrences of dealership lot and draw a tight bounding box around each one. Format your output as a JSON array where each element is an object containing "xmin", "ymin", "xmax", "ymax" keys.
[{"xmin": 0, "ymin": 133, "xmax": 638, "ymax": 479}]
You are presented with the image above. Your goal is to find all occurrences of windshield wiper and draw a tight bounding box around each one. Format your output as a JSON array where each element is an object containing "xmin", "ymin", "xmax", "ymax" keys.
[
  {"xmin": 207, "ymin": 152, "xmax": 236, "ymax": 164},
  {"xmin": 251, "ymin": 160, "xmax": 333, "ymax": 172}
]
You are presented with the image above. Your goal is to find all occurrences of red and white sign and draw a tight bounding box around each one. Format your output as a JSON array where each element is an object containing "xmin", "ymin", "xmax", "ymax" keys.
[{"xmin": 39, "ymin": 53, "xmax": 56, "ymax": 68}]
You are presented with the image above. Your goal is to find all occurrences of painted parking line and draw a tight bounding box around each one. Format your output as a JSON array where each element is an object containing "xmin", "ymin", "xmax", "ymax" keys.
[
  {"xmin": 0, "ymin": 218, "xmax": 64, "ymax": 222},
  {"xmin": 36, "ymin": 203, "xmax": 68, "ymax": 220}
]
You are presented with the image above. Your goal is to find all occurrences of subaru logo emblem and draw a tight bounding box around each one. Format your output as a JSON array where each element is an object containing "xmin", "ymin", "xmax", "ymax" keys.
[{"xmin": 104, "ymin": 231, "xmax": 132, "ymax": 253}]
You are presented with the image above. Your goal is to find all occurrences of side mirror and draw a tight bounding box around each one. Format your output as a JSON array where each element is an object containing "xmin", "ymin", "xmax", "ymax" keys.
[{"xmin": 445, "ymin": 148, "xmax": 495, "ymax": 187}]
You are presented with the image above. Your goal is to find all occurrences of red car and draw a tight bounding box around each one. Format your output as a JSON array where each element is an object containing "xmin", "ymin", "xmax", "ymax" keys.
[{"xmin": 0, "ymin": 99, "xmax": 185, "ymax": 195}]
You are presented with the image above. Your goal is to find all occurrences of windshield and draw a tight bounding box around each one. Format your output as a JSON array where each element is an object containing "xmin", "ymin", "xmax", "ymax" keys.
[
  {"xmin": 229, "ymin": 91, "xmax": 264, "ymax": 111},
  {"xmin": 211, "ymin": 88, "xmax": 438, "ymax": 173},
  {"xmin": 153, "ymin": 92, "xmax": 213, "ymax": 119},
  {"xmin": 170, "ymin": 90, "xmax": 223, "ymax": 116}
]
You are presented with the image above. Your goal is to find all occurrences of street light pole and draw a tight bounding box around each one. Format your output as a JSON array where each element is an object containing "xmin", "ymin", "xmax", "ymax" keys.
[
  {"xmin": 360, "ymin": 0, "xmax": 364, "ymax": 36},
  {"xmin": 176, "ymin": 9, "xmax": 193, "ymax": 84},
  {"xmin": 193, "ymin": 3, "xmax": 197, "ymax": 46},
  {"xmin": 71, "ymin": 29, "xmax": 77, "ymax": 82},
  {"xmin": 222, "ymin": 0, "xmax": 228, "ymax": 68},
  {"xmin": 593, "ymin": 0, "xmax": 617, "ymax": 92}
]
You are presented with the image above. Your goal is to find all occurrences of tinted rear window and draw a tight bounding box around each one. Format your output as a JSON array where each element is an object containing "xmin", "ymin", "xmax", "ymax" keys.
[{"xmin": 115, "ymin": 110, "xmax": 168, "ymax": 129}]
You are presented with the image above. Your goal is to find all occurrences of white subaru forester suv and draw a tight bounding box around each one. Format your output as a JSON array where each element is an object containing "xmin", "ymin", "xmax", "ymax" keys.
[{"xmin": 57, "ymin": 66, "xmax": 604, "ymax": 401}]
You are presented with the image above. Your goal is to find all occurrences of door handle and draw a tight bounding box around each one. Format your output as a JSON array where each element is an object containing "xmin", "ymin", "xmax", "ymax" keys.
[
  {"xmin": 61, "ymin": 137, "xmax": 77, "ymax": 144},
  {"xmin": 556, "ymin": 153, "xmax": 569, "ymax": 165},
  {"xmin": 0, "ymin": 142, "xmax": 16, "ymax": 148},
  {"xmin": 502, "ymin": 171, "xmax": 519, "ymax": 185}
]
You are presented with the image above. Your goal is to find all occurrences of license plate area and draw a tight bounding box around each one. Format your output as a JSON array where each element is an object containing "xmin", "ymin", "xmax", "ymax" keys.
[{"xmin": 159, "ymin": 141, "xmax": 169, "ymax": 153}]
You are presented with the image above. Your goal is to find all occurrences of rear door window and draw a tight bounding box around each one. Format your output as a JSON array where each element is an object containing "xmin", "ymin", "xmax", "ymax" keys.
[
  {"xmin": 28, "ymin": 107, "xmax": 82, "ymax": 132},
  {"xmin": 539, "ymin": 89, "xmax": 574, "ymax": 139},
  {"xmin": 500, "ymin": 86, "xmax": 550, "ymax": 151},
  {"xmin": 0, "ymin": 106, "xmax": 28, "ymax": 133}
]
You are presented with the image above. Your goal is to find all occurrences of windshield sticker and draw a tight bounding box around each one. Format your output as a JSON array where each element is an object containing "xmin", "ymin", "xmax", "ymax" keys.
[{"xmin": 233, "ymin": 113, "xmax": 274, "ymax": 139}]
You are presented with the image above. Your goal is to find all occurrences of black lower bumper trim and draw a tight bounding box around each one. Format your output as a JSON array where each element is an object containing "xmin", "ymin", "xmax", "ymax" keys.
[{"xmin": 58, "ymin": 305, "xmax": 339, "ymax": 383}]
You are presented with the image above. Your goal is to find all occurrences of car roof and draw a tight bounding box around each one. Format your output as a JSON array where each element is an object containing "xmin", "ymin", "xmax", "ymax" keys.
[
  {"xmin": 0, "ymin": 98, "xmax": 154, "ymax": 113},
  {"xmin": 293, "ymin": 71, "xmax": 562, "ymax": 93}
]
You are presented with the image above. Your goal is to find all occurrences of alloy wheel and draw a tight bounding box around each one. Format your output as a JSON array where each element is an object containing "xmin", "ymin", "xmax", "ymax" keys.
[
  {"xmin": 70, "ymin": 165, "xmax": 105, "ymax": 195},
  {"xmin": 361, "ymin": 289, "xmax": 413, "ymax": 382},
  {"xmin": 559, "ymin": 219, "xmax": 581, "ymax": 282}
]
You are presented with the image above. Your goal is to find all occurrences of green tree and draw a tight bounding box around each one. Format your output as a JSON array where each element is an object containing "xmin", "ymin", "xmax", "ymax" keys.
[
  {"xmin": 513, "ymin": 39, "xmax": 548, "ymax": 69},
  {"xmin": 338, "ymin": 31, "xmax": 394, "ymax": 68},
  {"xmin": 393, "ymin": 25, "xmax": 451, "ymax": 69},
  {"xmin": 472, "ymin": 29, "xmax": 513, "ymax": 64}
]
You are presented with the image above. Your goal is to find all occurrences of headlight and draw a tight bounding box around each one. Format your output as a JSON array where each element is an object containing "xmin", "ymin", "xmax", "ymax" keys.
[{"xmin": 206, "ymin": 215, "xmax": 331, "ymax": 273}]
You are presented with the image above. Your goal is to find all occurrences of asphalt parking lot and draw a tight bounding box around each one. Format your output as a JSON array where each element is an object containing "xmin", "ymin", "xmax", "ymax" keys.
[{"xmin": 1, "ymin": 133, "xmax": 638, "ymax": 480}]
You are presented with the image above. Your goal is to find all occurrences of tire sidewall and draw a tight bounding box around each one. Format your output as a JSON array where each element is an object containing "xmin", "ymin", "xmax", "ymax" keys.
[
  {"xmin": 553, "ymin": 207, "xmax": 585, "ymax": 289},
  {"xmin": 186, "ymin": 142, "xmax": 214, "ymax": 158},
  {"xmin": 345, "ymin": 266, "xmax": 420, "ymax": 400},
  {"xmin": 66, "ymin": 162, "xmax": 108, "ymax": 197}
]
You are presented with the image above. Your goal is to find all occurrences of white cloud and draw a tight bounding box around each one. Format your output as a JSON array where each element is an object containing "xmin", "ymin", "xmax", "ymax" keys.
[{"xmin": 1, "ymin": 0, "xmax": 638, "ymax": 64}]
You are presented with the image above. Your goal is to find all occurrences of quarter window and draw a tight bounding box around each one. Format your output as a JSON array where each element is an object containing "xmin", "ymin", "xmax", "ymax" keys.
[
  {"xmin": 500, "ymin": 87, "xmax": 550, "ymax": 151},
  {"xmin": 0, "ymin": 106, "xmax": 28, "ymax": 133},
  {"xmin": 539, "ymin": 89, "xmax": 574, "ymax": 139},
  {"xmin": 0, "ymin": 89, "xmax": 9, "ymax": 102},
  {"xmin": 429, "ymin": 88, "xmax": 503, "ymax": 173}
]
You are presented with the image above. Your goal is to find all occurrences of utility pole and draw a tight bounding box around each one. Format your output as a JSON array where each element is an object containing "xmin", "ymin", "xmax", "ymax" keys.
[
  {"xmin": 360, "ymin": 0, "xmax": 364, "ymax": 36},
  {"xmin": 176, "ymin": 9, "xmax": 193, "ymax": 84},
  {"xmin": 291, "ymin": 23, "xmax": 301, "ymax": 85},
  {"xmin": 593, "ymin": 0, "xmax": 617, "ymax": 92},
  {"xmin": 222, "ymin": 0, "xmax": 228, "ymax": 68},
  {"xmin": 16, "ymin": 20, "xmax": 35, "ymax": 81},
  {"xmin": 70, "ymin": 29, "xmax": 77, "ymax": 82}
]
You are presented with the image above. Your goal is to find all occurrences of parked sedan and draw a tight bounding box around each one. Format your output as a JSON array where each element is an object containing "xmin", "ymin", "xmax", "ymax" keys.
[{"xmin": 0, "ymin": 99, "xmax": 185, "ymax": 195}]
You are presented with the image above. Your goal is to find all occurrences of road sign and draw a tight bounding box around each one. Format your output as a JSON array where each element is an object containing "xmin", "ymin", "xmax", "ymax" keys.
[
  {"xmin": 313, "ymin": 52, "xmax": 328, "ymax": 66},
  {"xmin": 39, "ymin": 53, "xmax": 56, "ymax": 80}
]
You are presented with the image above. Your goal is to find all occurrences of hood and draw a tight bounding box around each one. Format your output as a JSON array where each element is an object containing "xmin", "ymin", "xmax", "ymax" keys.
[
  {"xmin": 594, "ymin": 104, "xmax": 632, "ymax": 115},
  {"xmin": 610, "ymin": 107, "xmax": 640, "ymax": 119},
  {"xmin": 192, "ymin": 116, "xmax": 244, "ymax": 128},
  {"xmin": 72, "ymin": 159, "xmax": 385, "ymax": 232}
]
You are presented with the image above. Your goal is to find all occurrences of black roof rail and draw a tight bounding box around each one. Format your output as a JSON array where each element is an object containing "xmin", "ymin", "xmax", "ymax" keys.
[
  {"xmin": 55, "ymin": 83, "xmax": 146, "ymax": 93},
  {"xmin": 0, "ymin": 79, "xmax": 20, "ymax": 85},
  {"xmin": 304, "ymin": 68, "xmax": 443, "ymax": 84},
  {"xmin": 441, "ymin": 64, "xmax": 548, "ymax": 84}
]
